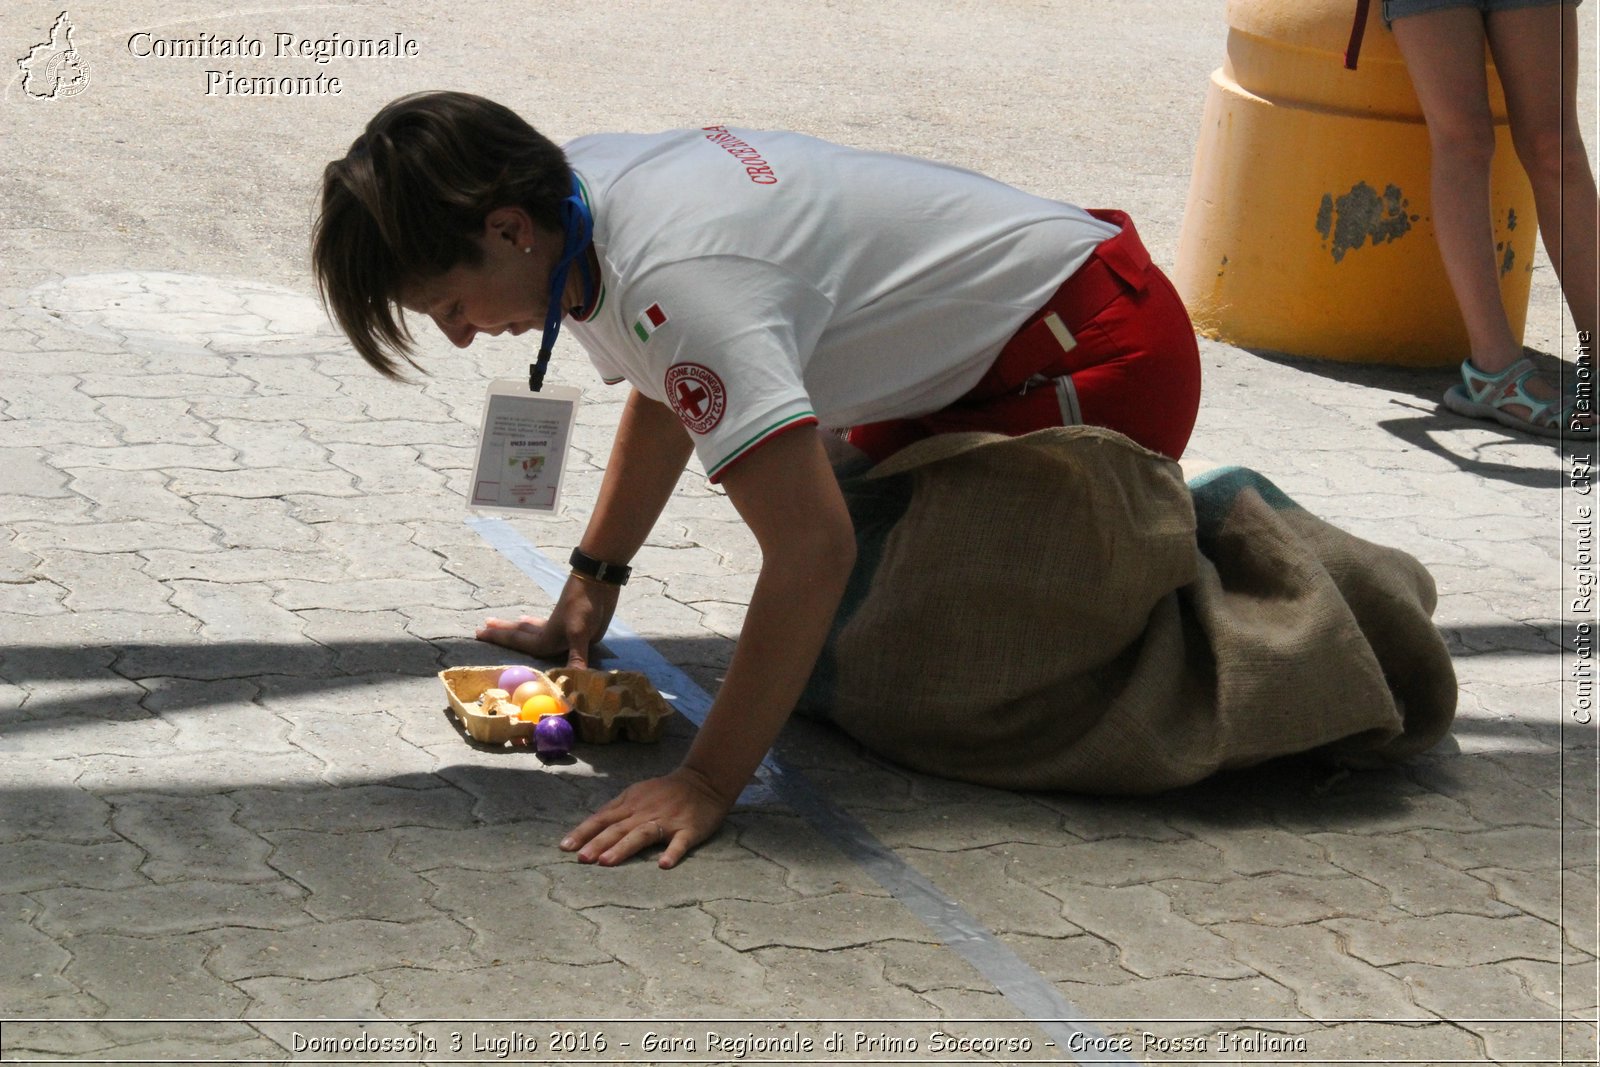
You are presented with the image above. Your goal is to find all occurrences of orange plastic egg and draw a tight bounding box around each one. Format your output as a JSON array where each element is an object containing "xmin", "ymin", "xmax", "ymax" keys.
[
  {"xmin": 519, "ymin": 693, "xmax": 564, "ymax": 721},
  {"xmin": 511, "ymin": 681, "xmax": 549, "ymax": 706}
]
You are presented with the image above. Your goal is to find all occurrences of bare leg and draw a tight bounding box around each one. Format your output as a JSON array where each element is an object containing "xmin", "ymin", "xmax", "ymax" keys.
[
  {"xmin": 1488, "ymin": 4, "xmax": 1599, "ymax": 346},
  {"xmin": 1392, "ymin": 9, "xmax": 1528, "ymax": 374}
]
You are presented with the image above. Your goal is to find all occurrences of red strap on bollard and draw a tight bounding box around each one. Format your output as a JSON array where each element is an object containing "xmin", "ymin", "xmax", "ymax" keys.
[{"xmin": 1344, "ymin": 0, "xmax": 1371, "ymax": 70}]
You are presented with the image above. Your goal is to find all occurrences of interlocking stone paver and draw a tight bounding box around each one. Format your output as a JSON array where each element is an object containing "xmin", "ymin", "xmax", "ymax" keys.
[
  {"xmin": 0, "ymin": 839, "xmax": 145, "ymax": 894},
  {"xmin": 1412, "ymin": 825, "xmax": 1566, "ymax": 874},
  {"xmin": 1157, "ymin": 872, "xmax": 1396, "ymax": 926},
  {"xmin": 164, "ymin": 581, "xmax": 309, "ymax": 647},
  {"xmin": 0, "ymin": 447, "xmax": 72, "ymax": 497},
  {"xmin": 52, "ymin": 442, "xmax": 239, "ymax": 472},
  {"xmin": 237, "ymin": 973, "xmax": 384, "ymax": 1017},
  {"xmin": 140, "ymin": 547, "xmax": 348, "ymax": 585},
  {"xmin": 1328, "ymin": 913, "xmax": 1566, "ymax": 968},
  {"xmin": 590, "ymin": 903, "xmax": 780, "ymax": 1014},
  {"xmin": 757, "ymin": 945, "xmax": 936, "ymax": 1016},
  {"xmin": 314, "ymin": 522, "xmax": 452, "ymax": 580},
  {"xmin": 66, "ymin": 932, "xmax": 248, "ymax": 1015},
  {"xmin": 1046, "ymin": 883, "xmax": 1254, "ymax": 980},
  {"xmin": 1504, "ymin": 954, "xmax": 1599, "ymax": 1014},
  {"xmin": 371, "ymin": 958, "xmax": 646, "ymax": 1018},
  {"xmin": 0, "ymin": 899, "xmax": 78, "ymax": 1012},
  {"xmin": 0, "ymin": 374, "xmax": 103, "ymax": 422},
  {"xmin": 547, "ymin": 850, "xmax": 794, "ymax": 911},
  {"xmin": 170, "ymin": 466, "xmax": 359, "ymax": 501},
  {"xmin": 188, "ymin": 495, "xmax": 316, "ymax": 551},
  {"xmin": 271, "ymin": 576, "xmax": 480, "ymax": 613},
  {"xmin": 48, "ymin": 549, "xmax": 175, "ymax": 614},
  {"xmin": 1474, "ymin": 865, "xmax": 1600, "ymax": 951},
  {"xmin": 207, "ymin": 419, "xmax": 330, "ymax": 470},
  {"xmin": 109, "ymin": 792, "xmax": 276, "ymax": 884},
  {"xmin": 1392, "ymin": 960, "xmax": 1562, "ymax": 1024},
  {"xmin": 297, "ymin": 609, "xmax": 441, "ymax": 675},
  {"xmin": 0, "ymin": 761, "xmax": 114, "ymax": 845},
  {"xmin": 0, "ymin": 577, "xmax": 68, "ymax": 615},
  {"xmin": 876, "ymin": 939, "xmax": 1015, "ymax": 994},
  {"xmin": 903, "ymin": 846, "xmax": 1084, "ymax": 938},
  {"xmin": 1407, "ymin": 752, "xmax": 1567, "ymax": 828},
  {"xmin": 208, "ymin": 917, "xmax": 472, "ymax": 981},
  {"xmin": 1004, "ymin": 836, "xmax": 1231, "ymax": 890},
  {"xmin": 1042, "ymin": 974, "xmax": 1302, "ymax": 1039},
  {"xmin": 729, "ymin": 811, "xmax": 896, "ymax": 897},
  {"xmin": 1290, "ymin": 1020, "xmax": 1496, "ymax": 1063},
  {"xmin": 328, "ymin": 443, "xmax": 447, "ymax": 496},
  {"xmin": 708, "ymin": 894, "xmax": 937, "ymax": 952},
  {"xmin": 140, "ymin": 677, "xmax": 297, "ymax": 756},
  {"xmin": 231, "ymin": 782, "xmax": 478, "ymax": 834},
  {"xmin": 1313, "ymin": 832, "xmax": 1522, "ymax": 917},
  {"xmin": 284, "ymin": 491, "xmax": 446, "ymax": 526},
  {"xmin": 388, "ymin": 822, "xmax": 571, "ymax": 874},
  {"xmin": 264, "ymin": 829, "xmax": 439, "ymax": 923},
  {"xmin": 0, "ymin": 417, "xmax": 122, "ymax": 449},
  {"xmin": 69, "ymin": 750, "xmax": 330, "ymax": 794},
  {"xmin": 16, "ymin": 519, "xmax": 217, "ymax": 557},
  {"xmin": 37, "ymin": 880, "xmax": 310, "ymax": 937},
  {"xmin": 424, "ymin": 866, "xmax": 612, "ymax": 966},
  {"xmin": 1026, "ymin": 794, "xmax": 1195, "ymax": 842},
  {"xmin": 861, "ymin": 801, "xmax": 1071, "ymax": 851},
  {"xmin": 64, "ymin": 468, "xmax": 195, "ymax": 523},
  {"xmin": 95, "ymin": 396, "xmax": 216, "ymax": 445},
  {"xmin": 1164, "ymin": 821, "xmax": 1332, "ymax": 876},
  {"xmin": 1217, "ymin": 922, "xmax": 1428, "ymax": 1020}
]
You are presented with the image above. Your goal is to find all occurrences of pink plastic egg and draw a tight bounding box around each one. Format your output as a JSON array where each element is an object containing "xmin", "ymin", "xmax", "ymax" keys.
[{"xmin": 497, "ymin": 665, "xmax": 539, "ymax": 693}]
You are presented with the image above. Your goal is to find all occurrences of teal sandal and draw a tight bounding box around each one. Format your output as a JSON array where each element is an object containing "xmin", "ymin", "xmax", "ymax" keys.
[{"xmin": 1441, "ymin": 357, "xmax": 1579, "ymax": 439}]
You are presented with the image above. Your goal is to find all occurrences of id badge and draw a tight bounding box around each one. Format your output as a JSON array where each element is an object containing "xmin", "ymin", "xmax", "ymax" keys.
[{"xmin": 468, "ymin": 380, "xmax": 581, "ymax": 514}]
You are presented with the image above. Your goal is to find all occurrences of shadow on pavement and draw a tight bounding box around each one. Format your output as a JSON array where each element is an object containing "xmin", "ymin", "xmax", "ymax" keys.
[{"xmin": 1242, "ymin": 345, "xmax": 1578, "ymax": 488}]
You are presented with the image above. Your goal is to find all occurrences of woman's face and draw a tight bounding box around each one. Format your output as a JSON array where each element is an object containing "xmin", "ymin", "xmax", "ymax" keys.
[{"xmin": 401, "ymin": 208, "xmax": 560, "ymax": 349}]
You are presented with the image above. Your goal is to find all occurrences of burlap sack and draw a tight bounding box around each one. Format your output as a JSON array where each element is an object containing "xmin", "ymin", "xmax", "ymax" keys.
[{"xmin": 797, "ymin": 427, "xmax": 1456, "ymax": 793}]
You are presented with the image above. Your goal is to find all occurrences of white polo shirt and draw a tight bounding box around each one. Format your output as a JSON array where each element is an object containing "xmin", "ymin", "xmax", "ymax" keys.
[{"xmin": 562, "ymin": 127, "xmax": 1116, "ymax": 481}]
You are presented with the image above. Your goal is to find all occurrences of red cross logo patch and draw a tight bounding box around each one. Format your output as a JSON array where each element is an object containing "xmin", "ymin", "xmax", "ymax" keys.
[{"xmin": 664, "ymin": 362, "xmax": 728, "ymax": 435}]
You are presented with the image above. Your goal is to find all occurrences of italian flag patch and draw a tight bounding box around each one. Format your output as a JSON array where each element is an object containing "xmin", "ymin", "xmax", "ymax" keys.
[{"xmin": 633, "ymin": 303, "xmax": 667, "ymax": 343}]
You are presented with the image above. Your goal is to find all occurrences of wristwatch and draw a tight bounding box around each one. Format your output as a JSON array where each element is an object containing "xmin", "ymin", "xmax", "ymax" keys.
[{"xmin": 569, "ymin": 547, "xmax": 631, "ymax": 586}]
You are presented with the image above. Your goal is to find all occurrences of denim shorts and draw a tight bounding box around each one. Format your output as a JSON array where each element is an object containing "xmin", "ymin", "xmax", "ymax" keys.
[{"xmin": 1384, "ymin": 0, "xmax": 1580, "ymax": 25}]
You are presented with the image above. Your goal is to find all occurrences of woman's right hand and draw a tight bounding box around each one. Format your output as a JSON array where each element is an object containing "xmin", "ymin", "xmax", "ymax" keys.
[{"xmin": 476, "ymin": 573, "xmax": 620, "ymax": 667}]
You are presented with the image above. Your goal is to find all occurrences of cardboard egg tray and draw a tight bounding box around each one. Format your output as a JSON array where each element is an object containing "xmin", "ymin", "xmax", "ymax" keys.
[
  {"xmin": 439, "ymin": 665, "xmax": 675, "ymax": 746},
  {"xmin": 438, "ymin": 665, "xmax": 568, "ymax": 746},
  {"xmin": 544, "ymin": 667, "xmax": 676, "ymax": 743}
]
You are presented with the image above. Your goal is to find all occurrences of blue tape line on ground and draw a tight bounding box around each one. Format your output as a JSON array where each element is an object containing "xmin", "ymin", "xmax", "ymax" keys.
[{"xmin": 467, "ymin": 516, "xmax": 1131, "ymax": 1063}]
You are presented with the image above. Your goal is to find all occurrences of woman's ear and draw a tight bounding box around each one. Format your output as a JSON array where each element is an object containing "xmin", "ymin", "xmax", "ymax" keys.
[{"xmin": 483, "ymin": 206, "xmax": 535, "ymax": 249}]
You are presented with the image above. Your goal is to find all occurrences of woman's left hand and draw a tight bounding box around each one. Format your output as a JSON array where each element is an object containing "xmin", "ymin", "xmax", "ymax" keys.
[{"xmin": 561, "ymin": 767, "xmax": 732, "ymax": 869}]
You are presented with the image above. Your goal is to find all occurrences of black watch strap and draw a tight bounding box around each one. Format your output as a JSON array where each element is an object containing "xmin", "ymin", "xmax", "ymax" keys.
[{"xmin": 569, "ymin": 547, "xmax": 631, "ymax": 586}]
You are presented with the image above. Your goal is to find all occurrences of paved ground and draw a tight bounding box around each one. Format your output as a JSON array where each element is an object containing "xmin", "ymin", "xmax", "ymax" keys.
[{"xmin": 1, "ymin": 1, "xmax": 1596, "ymax": 1064}]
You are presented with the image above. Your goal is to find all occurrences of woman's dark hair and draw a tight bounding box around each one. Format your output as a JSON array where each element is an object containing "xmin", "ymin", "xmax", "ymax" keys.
[{"xmin": 312, "ymin": 91, "xmax": 572, "ymax": 377}]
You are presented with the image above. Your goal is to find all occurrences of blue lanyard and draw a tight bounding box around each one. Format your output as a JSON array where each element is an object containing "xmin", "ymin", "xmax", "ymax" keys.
[{"xmin": 530, "ymin": 175, "xmax": 596, "ymax": 391}]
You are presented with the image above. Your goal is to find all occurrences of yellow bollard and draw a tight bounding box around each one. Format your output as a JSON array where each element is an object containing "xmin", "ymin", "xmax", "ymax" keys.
[{"xmin": 1174, "ymin": 0, "xmax": 1538, "ymax": 366}]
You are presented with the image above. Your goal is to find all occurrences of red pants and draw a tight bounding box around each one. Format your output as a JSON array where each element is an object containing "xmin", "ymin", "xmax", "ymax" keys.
[{"xmin": 847, "ymin": 209, "xmax": 1201, "ymax": 463}]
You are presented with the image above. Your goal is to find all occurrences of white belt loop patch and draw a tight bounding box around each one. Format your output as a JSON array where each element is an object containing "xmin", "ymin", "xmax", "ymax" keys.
[{"xmin": 1043, "ymin": 311, "xmax": 1077, "ymax": 354}]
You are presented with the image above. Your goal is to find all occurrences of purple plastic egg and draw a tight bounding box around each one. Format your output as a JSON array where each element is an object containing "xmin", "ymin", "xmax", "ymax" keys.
[
  {"xmin": 534, "ymin": 714, "xmax": 575, "ymax": 759},
  {"xmin": 497, "ymin": 665, "xmax": 539, "ymax": 693}
]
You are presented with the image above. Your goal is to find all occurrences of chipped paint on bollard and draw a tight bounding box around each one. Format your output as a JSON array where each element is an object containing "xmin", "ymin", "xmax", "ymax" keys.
[{"xmin": 1174, "ymin": 0, "xmax": 1537, "ymax": 366}]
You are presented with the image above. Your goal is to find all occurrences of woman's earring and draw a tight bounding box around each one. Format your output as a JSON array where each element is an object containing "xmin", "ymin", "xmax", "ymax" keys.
[{"xmin": 524, "ymin": 247, "xmax": 533, "ymax": 254}]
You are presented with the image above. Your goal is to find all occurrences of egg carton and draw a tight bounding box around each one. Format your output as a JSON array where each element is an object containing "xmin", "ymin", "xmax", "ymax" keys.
[
  {"xmin": 544, "ymin": 667, "xmax": 676, "ymax": 743},
  {"xmin": 438, "ymin": 665, "xmax": 569, "ymax": 746}
]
